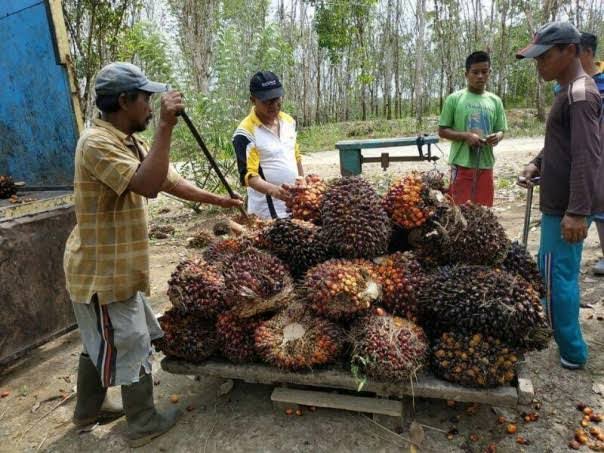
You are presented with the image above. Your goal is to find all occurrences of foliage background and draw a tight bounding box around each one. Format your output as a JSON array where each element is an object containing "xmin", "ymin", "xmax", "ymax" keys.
[{"xmin": 61, "ymin": 0, "xmax": 604, "ymax": 195}]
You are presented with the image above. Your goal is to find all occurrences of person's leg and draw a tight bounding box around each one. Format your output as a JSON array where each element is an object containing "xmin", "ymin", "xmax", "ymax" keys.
[
  {"xmin": 539, "ymin": 214, "xmax": 588, "ymax": 367},
  {"xmin": 593, "ymin": 219, "xmax": 604, "ymax": 275},
  {"xmin": 72, "ymin": 299, "xmax": 124, "ymax": 426},
  {"xmin": 476, "ymin": 168, "xmax": 494, "ymax": 207},
  {"xmin": 107, "ymin": 294, "xmax": 180, "ymax": 447},
  {"xmin": 449, "ymin": 165, "xmax": 473, "ymax": 205}
]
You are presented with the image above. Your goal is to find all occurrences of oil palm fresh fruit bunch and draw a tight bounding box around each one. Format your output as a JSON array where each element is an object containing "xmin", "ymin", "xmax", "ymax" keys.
[
  {"xmin": 0, "ymin": 175, "xmax": 17, "ymax": 199},
  {"xmin": 351, "ymin": 314, "xmax": 429, "ymax": 382},
  {"xmin": 167, "ymin": 259, "xmax": 227, "ymax": 318},
  {"xmin": 321, "ymin": 176, "xmax": 391, "ymax": 259},
  {"xmin": 383, "ymin": 171, "xmax": 446, "ymax": 230},
  {"xmin": 222, "ymin": 248, "xmax": 292, "ymax": 307},
  {"xmin": 418, "ymin": 265, "xmax": 551, "ymax": 350},
  {"xmin": 304, "ymin": 258, "xmax": 381, "ymax": 321},
  {"xmin": 285, "ymin": 174, "xmax": 327, "ymax": 224},
  {"xmin": 255, "ymin": 303, "xmax": 345, "ymax": 370},
  {"xmin": 257, "ymin": 218, "xmax": 330, "ymax": 278},
  {"xmin": 155, "ymin": 309, "xmax": 218, "ymax": 363},
  {"xmin": 216, "ymin": 311, "xmax": 270, "ymax": 363},
  {"xmin": 501, "ymin": 241, "xmax": 546, "ymax": 298},
  {"xmin": 431, "ymin": 332, "xmax": 519, "ymax": 388},
  {"xmin": 202, "ymin": 237, "xmax": 254, "ymax": 264},
  {"xmin": 375, "ymin": 252, "xmax": 427, "ymax": 321}
]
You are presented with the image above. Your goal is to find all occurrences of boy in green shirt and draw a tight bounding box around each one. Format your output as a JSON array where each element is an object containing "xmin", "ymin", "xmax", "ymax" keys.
[{"xmin": 438, "ymin": 51, "xmax": 508, "ymax": 207}]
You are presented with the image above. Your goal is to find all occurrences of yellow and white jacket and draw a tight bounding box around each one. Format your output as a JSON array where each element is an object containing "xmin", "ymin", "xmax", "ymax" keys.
[{"xmin": 232, "ymin": 109, "xmax": 301, "ymax": 218}]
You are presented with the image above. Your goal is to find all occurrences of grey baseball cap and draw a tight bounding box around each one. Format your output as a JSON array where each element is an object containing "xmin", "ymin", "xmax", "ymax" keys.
[
  {"xmin": 516, "ymin": 21, "xmax": 581, "ymax": 59},
  {"xmin": 95, "ymin": 62, "xmax": 168, "ymax": 96}
]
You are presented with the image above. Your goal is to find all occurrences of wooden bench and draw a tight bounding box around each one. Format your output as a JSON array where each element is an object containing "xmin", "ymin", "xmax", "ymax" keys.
[
  {"xmin": 161, "ymin": 357, "xmax": 532, "ymax": 409},
  {"xmin": 335, "ymin": 135, "xmax": 440, "ymax": 176}
]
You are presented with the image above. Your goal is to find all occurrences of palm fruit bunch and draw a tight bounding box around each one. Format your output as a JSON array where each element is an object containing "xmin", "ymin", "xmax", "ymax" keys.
[
  {"xmin": 155, "ymin": 309, "xmax": 218, "ymax": 363},
  {"xmin": 383, "ymin": 171, "xmax": 445, "ymax": 230},
  {"xmin": 216, "ymin": 311, "xmax": 269, "ymax": 363},
  {"xmin": 202, "ymin": 237, "xmax": 253, "ymax": 263},
  {"xmin": 285, "ymin": 174, "xmax": 327, "ymax": 224},
  {"xmin": 186, "ymin": 229, "xmax": 214, "ymax": 249},
  {"xmin": 222, "ymin": 248, "xmax": 292, "ymax": 307},
  {"xmin": 321, "ymin": 177, "xmax": 391, "ymax": 259},
  {"xmin": 375, "ymin": 252, "xmax": 427, "ymax": 321},
  {"xmin": 351, "ymin": 314, "xmax": 429, "ymax": 382},
  {"xmin": 501, "ymin": 241, "xmax": 546, "ymax": 298},
  {"xmin": 304, "ymin": 259, "xmax": 381, "ymax": 321},
  {"xmin": 431, "ymin": 332, "xmax": 519, "ymax": 388},
  {"xmin": 0, "ymin": 175, "xmax": 17, "ymax": 199},
  {"xmin": 419, "ymin": 265, "xmax": 551, "ymax": 350},
  {"xmin": 449, "ymin": 203, "xmax": 511, "ymax": 265},
  {"xmin": 257, "ymin": 218, "xmax": 330, "ymax": 278},
  {"xmin": 255, "ymin": 304, "xmax": 345, "ymax": 370},
  {"xmin": 167, "ymin": 259, "xmax": 227, "ymax": 317},
  {"xmin": 407, "ymin": 200, "xmax": 467, "ymax": 266}
]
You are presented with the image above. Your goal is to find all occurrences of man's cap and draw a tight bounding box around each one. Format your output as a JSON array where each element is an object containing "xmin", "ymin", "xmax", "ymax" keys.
[
  {"xmin": 249, "ymin": 71, "xmax": 284, "ymax": 101},
  {"xmin": 516, "ymin": 21, "xmax": 581, "ymax": 59},
  {"xmin": 95, "ymin": 62, "xmax": 168, "ymax": 96}
]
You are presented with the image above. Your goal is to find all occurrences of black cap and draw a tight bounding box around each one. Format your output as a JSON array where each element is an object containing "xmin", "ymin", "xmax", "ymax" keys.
[
  {"xmin": 95, "ymin": 62, "xmax": 168, "ymax": 96},
  {"xmin": 516, "ymin": 22, "xmax": 581, "ymax": 59},
  {"xmin": 249, "ymin": 71, "xmax": 284, "ymax": 101}
]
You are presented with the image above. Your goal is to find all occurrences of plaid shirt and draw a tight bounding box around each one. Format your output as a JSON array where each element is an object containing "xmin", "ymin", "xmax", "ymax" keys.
[{"xmin": 64, "ymin": 118, "xmax": 181, "ymax": 305}]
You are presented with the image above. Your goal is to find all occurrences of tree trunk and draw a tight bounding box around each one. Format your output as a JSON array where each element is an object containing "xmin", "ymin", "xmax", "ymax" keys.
[
  {"xmin": 169, "ymin": 0, "xmax": 218, "ymax": 94},
  {"xmin": 414, "ymin": 0, "xmax": 426, "ymax": 126}
]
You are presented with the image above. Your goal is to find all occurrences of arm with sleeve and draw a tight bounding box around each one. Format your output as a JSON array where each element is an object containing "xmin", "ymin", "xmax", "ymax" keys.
[
  {"xmin": 566, "ymin": 91, "xmax": 602, "ymax": 216},
  {"xmin": 81, "ymin": 135, "xmax": 140, "ymax": 196},
  {"xmin": 494, "ymin": 97, "xmax": 508, "ymax": 133},
  {"xmin": 233, "ymin": 134, "xmax": 260, "ymax": 186}
]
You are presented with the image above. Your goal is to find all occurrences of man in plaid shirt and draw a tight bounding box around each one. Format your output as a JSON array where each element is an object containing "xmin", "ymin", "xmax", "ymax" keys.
[{"xmin": 64, "ymin": 63, "xmax": 241, "ymax": 447}]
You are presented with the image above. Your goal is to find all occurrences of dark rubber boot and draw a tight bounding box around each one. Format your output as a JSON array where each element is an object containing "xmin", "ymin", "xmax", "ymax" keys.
[
  {"xmin": 121, "ymin": 372, "xmax": 181, "ymax": 448},
  {"xmin": 73, "ymin": 353, "xmax": 124, "ymax": 426}
]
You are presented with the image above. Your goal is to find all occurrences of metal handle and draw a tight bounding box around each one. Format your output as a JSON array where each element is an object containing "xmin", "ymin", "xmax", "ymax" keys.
[
  {"xmin": 520, "ymin": 177, "xmax": 540, "ymax": 248},
  {"xmin": 178, "ymin": 111, "xmax": 248, "ymax": 220}
]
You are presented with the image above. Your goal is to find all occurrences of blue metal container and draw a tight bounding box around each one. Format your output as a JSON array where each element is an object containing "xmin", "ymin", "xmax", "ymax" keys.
[{"xmin": 0, "ymin": 0, "xmax": 79, "ymax": 186}]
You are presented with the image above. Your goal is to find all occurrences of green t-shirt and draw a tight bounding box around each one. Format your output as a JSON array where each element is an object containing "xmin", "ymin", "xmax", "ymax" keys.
[{"xmin": 439, "ymin": 89, "xmax": 508, "ymax": 169}]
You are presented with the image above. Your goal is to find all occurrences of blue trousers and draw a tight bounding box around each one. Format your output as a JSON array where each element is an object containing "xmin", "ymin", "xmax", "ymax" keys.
[{"xmin": 538, "ymin": 214, "xmax": 589, "ymax": 365}]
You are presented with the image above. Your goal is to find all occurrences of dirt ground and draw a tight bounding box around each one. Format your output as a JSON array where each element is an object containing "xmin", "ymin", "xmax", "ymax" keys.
[{"xmin": 1, "ymin": 137, "xmax": 603, "ymax": 453}]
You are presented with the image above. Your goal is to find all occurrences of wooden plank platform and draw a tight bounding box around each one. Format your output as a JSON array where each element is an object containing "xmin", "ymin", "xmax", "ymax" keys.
[
  {"xmin": 271, "ymin": 387, "xmax": 403, "ymax": 417},
  {"xmin": 161, "ymin": 358, "xmax": 525, "ymax": 408}
]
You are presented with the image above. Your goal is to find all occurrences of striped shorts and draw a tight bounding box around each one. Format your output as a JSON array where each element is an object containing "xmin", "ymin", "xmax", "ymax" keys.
[{"xmin": 72, "ymin": 292, "xmax": 163, "ymax": 387}]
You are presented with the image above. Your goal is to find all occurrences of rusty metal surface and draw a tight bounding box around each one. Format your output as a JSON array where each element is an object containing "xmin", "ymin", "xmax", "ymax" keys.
[{"xmin": 0, "ymin": 204, "xmax": 76, "ymax": 364}]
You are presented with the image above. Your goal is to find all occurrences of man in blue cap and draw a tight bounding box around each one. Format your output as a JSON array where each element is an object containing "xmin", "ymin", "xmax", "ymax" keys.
[
  {"xmin": 517, "ymin": 22, "xmax": 604, "ymax": 370},
  {"xmin": 64, "ymin": 62, "xmax": 242, "ymax": 447}
]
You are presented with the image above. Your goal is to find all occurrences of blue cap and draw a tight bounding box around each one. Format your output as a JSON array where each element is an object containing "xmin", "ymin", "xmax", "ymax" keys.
[{"xmin": 95, "ymin": 62, "xmax": 168, "ymax": 96}]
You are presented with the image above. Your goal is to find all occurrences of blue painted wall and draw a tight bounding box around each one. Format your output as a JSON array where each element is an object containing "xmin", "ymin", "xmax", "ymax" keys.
[{"xmin": 0, "ymin": 0, "xmax": 77, "ymax": 186}]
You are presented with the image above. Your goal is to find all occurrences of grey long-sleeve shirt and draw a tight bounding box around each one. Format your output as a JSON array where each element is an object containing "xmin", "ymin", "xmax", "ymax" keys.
[{"xmin": 531, "ymin": 76, "xmax": 604, "ymax": 217}]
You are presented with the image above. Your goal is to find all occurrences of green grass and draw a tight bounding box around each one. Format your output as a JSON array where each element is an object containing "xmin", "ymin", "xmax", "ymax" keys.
[{"xmin": 298, "ymin": 109, "xmax": 545, "ymax": 153}]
